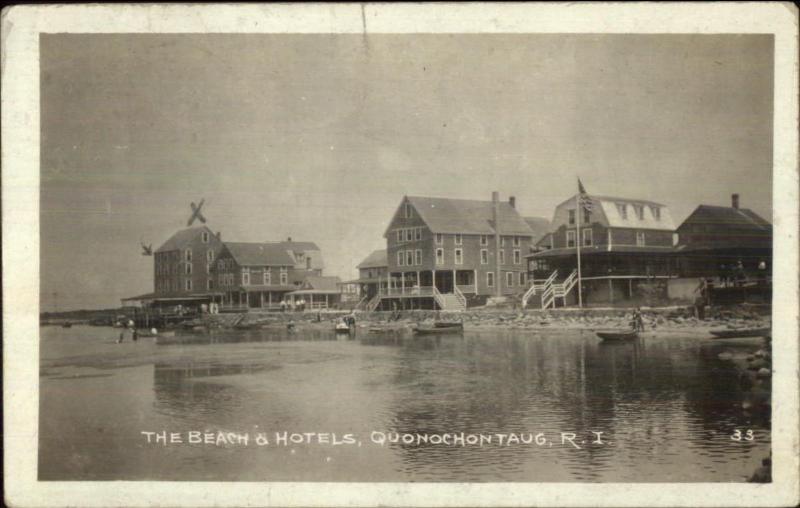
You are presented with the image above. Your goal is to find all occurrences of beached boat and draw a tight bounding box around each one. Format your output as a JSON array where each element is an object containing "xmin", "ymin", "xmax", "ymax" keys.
[
  {"xmin": 335, "ymin": 322, "xmax": 352, "ymax": 333},
  {"xmin": 61, "ymin": 322, "xmax": 73, "ymax": 328},
  {"xmin": 413, "ymin": 322, "xmax": 464, "ymax": 335},
  {"xmin": 709, "ymin": 327, "xmax": 770, "ymax": 339},
  {"xmin": 596, "ymin": 330, "xmax": 638, "ymax": 342}
]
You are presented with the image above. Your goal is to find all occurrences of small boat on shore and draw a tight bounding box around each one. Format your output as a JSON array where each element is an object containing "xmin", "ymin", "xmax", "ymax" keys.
[
  {"xmin": 710, "ymin": 327, "xmax": 770, "ymax": 339},
  {"xmin": 61, "ymin": 322, "xmax": 73, "ymax": 328},
  {"xmin": 596, "ymin": 330, "xmax": 638, "ymax": 342},
  {"xmin": 413, "ymin": 322, "xmax": 464, "ymax": 335},
  {"xmin": 335, "ymin": 322, "xmax": 352, "ymax": 333}
]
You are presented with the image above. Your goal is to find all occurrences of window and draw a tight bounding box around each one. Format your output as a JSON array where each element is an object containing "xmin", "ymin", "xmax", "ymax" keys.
[
  {"xmin": 404, "ymin": 202, "xmax": 412, "ymax": 218},
  {"xmin": 567, "ymin": 230, "xmax": 576, "ymax": 248},
  {"xmin": 242, "ymin": 268, "xmax": 250, "ymax": 286},
  {"xmin": 487, "ymin": 272, "xmax": 495, "ymax": 287},
  {"xmin": 280, "ymin": 268, "xmax": 288, "ymax": 285},
  {"xmin": 185, "ymin": 249, "xmax": 192, "ymax": 262},
  {"xmin": 583, "ymin": 228, "xmax": 593, "ymax": 246},
  {"xmin": 583, "ymin": 209, "xmax": 591, "ymax": 224},
  {"xmin": 263, "ymin": 269, "xmax": 271, "ymax": 285},
  {"xmin": 435, "ymin": 248, "xmax": 444, "ymax": 265},
  {"xmin": 415, "ymin": 250, "xmax": 422, "ymax": 265},
  {"xmin": 513, "ymin": 236, "xmax": 520, "ymax": 247},
  {"xmin": 397, "ymin": 251, "xmax": 405, "ymax": 266},
  {"xmin": 435, "ymin": 233, "xmax": 444, "ymax": 244},
  {"xmin": 415, "ymin": 228, "xmax": 422, "ymax": 241},
  {"xmin": 480, "ymin": 249, "xmax": 488, "ymax": 264},
  {"xmin": 499, "ymin": 249, "xmax": 505, "ymax": 264},
  {"xmin": 651, "ymin": 206, "xmax": 661, "ymax": 220},
  {"xmin": 501, "ymin": 236, "xmax": 506, "ymax": 247},
  {"xmin": 480, "ymin": 235, "xmax": 488, "ymax": 246},
  {"xmin": 636, "ymin": 231, "xmax": 646, "ymax": 246},
  {"xmin": 405, "ymin": 229, "xmax": 413, "ymax": 242},
  {"xmin": 568, "ymin": 209, "xmax": 576, "ymax": 225},
  {"xmin": 185, "ymin": 263, "xmax": 192, "ymax": 275},
  {"xmin": 406, "ymin": 250, "xmax": 413, "ymax": 266},
  {"xmin": 518, "ymin": 272, "xmax": 526, "ymax": 286},
  {"xmin": 506, "ymin": 272, "xmax": 514, "ymax": 287},
  {"xmin": 397, "ymin": 230, "xmax": 404, "ymax": 242},
  {"xmin": 202, "ymin": 231, "xmax": 209, "ymax": 243},
  {"xmin": 206, "ymin": 262, "xmax": 211, "ymax": 274},
  {"xmin": 513, "ymin": 249, "xmax": 521, "ymax": 264},
  {"xmin": 616, "ymin": 203, "xmax": 628, "ymax": 219},
  {"xmin": 306, "ymin": 257, "xmax": 312, "ymax": 270},
  {"xmin": 454, "ymin": 234, "xmax": 462, "ymax": 245},
  {"xmin": 185, "ymin": 279, "xmax": 192, "ymax": 291},
  {"xmin": 454, "ymin": 248, "xmax": 463, "ymax": 265},
  {"xmin": 207, "ymin": 279, "xmax": 214, "ymax": 290},
  {"xmin": 633, "ymin": 204, "xmax": 644, "ymax": 220}
]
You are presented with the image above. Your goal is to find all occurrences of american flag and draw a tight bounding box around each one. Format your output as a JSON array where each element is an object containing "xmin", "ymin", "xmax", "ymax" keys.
[{"xmin": 578, "ymin": 178, "xmax": 593, "ymax": 212}]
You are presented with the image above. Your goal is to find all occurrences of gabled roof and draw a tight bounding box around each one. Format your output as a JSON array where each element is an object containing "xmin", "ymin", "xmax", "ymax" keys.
[
  {"xmin": 155, "ymin": 226, "xmax": 214, "ymax": 253},
  {"xmin": 554, "ymin": 193, "xmax": 674, "ymax": 231},
  {"xmin": 522, "ymin": 217, "xmax": 551, "ymax": 243},
  {"xmin": 390, "ymin": 196, "xmax": 535, "ymax": 236},
  {"xmin": 222, "ymin": 242, "xmax": 295, "ymax": 266},
  {"xmin": 272, "ymin": 240, "xmax": 321, "ymax": 251},
  {"xmin": 357, "ymin": 249, "xmax": 388, "ymax": 269},
  {"xmin": 301, "ymin": 275, "xmax": 342, "ymax": 291},
  {"xmin": 678, "ymin": 205, "xmax": 772, "ymax": 232}
]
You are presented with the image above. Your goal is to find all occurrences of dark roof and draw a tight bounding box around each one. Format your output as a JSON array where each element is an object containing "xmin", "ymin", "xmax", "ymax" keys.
[
  {"xmin": 678, "ymin": 205, "xmax": 772, "ymax": 232},
  {"xmin": 357, "ymin": 249, "xmax": 388, "ymax": 269},
  {"xmin": 223, "ymin": 242, "xmax": 295, "ymax": 266},
  {"xmin": 302, "ymin": 275, "xmax": 342, "ymax": 291},
  {"xmin": 527, "ymin": 245, "xmax": 675, "ymax": 258},
  {"xmin": 272, "ymin": 240, "xmax": 320, "ymax": 251},
  {"xmin": 155, "ymin": 226, "xmax": 214, "ymax": 253},
  {"xmin": 556, "ymin": 193, "xmax": 666, "ymax": 208},
  {"xmin": 401, "ymin": 196, "xmax": 534, "ymax": 236},
  {"xmin": 522, "ymin": 217, "xmax": 551, "ymax": 243}
]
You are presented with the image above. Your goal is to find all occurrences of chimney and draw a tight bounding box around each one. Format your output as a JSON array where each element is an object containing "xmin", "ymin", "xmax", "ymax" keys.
[
  {"xmin": 509, "ymin": 196, "xmax": 516, "ymax": 209},
  {"xmin": 731, "ymin": 194, "xmax": 740, "ymax": 209},
  {"xmin": 216, "ymin": 231, "xmax": 221, "ymax": 240}
]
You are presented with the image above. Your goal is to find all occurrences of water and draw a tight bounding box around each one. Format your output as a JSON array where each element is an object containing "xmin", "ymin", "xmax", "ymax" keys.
[{"xmin": 39, "ymin": 325, "xmax": 770, "ymax": 482}]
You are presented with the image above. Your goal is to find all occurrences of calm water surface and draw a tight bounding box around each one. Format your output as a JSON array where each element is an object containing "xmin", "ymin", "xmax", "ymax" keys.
[{"xmin": 39, "ymin": 325, "xmax": 770, "ymax": 482}]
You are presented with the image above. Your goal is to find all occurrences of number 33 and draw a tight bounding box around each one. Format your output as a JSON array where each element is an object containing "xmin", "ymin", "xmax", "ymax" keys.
[{"xmin": 731, "ymin": 429, "xmax": 755, "ymax": 441}]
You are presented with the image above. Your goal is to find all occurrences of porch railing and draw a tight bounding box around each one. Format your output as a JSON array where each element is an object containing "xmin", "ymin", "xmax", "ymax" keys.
[
  {"xmin": 455, "ymin": 284, "xmax": 476, "ymax": 294},
  {"xmin": 378, "ymin": 286, "xmax": 436, "ymax": 297},
  {"xmin": 523, "ymin": 270, "xmax": 558, "ymax": 308},
  {"xmin": 453, "ymin": 285, "xmax": 467, "ymax": 308}
]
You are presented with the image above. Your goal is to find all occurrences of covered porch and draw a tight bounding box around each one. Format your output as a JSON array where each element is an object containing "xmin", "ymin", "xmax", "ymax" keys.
[
  {"xmin": 221, "ymin": 286, "xmax": 292, "ymax": 312},
  {"xmin": 379, "ymin": 269, "xmax": 478, "ymax": 296}
]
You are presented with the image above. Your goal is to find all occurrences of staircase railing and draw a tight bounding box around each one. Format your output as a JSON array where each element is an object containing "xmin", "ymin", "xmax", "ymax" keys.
[
  {"xmin": 354, "ymin": 294, "xmax": 369, "ymax": 310},
  {"xmin": 453, "ymin": 286, "xmax": 467, "ymax": 309},
  {"xmin": 523, "ymin": 270, "xmax": 558, "ymax": 307},
  {"xmin": 432, "ymin": 286, "xmax": 446, "ymax": 310},
  {"xmin": 366, "ymin": 294, "xmax": 382, "ymax": 312},
  {"xmin": 541, "ymin": 284, "xmax": 556, "ymax": 310}
]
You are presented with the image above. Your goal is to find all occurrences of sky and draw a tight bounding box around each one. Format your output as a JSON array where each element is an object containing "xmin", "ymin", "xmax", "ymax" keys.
[{"xmin": 40, "ymin": 34, "xmax": 774, "ymax": 311}]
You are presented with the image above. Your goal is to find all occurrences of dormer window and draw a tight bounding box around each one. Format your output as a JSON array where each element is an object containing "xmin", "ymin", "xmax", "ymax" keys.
[
  {"xmin": 633, "ymin": 204, "xmax": 644, "ymax": 220},
  {"xmin": 616, "ymin": 203, "xmax": 628, "ymax": 220},
  {"xmin": 404, "ymin": 202, "xmax": 412, "ymax": 218},
  {"xmin": 650, "ymin": 206, "xmax": 661, "ymax": 221},
  {"xmin": 201, "ymin": 231, "xmax": 209, "ymax": 243},
  {"xmin": 568, "ymin": 209, "xmax": 576, "ymax": 225}
]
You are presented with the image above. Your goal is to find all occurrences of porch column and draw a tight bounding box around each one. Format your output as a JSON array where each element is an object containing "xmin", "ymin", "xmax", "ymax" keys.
[
  {"xmin": 628, "ymin": 279, "xmax": 633, "ymax": 299},
  {"xmin": 268, "ymin": 292, "xmax": 272, "ymax": 306},
  {"xmin": 401, "ymin": 272, "xmax": 405, "ymax": 294},
  {"xmin": 432, "ymin": 269, "xmax": 436, "ymax": 291},
  {"xmin": 416, "ymin": 271, "xmax": 420, "ymax": 288},
  {"xmin": 608, "ymin": 279, "xmax": 614, "ymax": 303},
  {"xmin": 452, "ymin": 269, "xmax": 456, "ymax": 293},
  {"xmin": 260, "ymin": 292, "xmax": 264, "ymax": 308},
  {"xmin": 474, "ymin": 269, "xmax": 478, "ymax": 294}
]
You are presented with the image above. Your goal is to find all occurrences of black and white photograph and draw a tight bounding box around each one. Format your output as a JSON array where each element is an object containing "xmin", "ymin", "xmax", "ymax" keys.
[{"xmin": 3, "ymin": 3, "xmax": 799, "ymax": 507}]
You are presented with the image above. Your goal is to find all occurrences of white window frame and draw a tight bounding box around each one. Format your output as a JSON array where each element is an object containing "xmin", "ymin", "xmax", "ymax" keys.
[
  {"xmin": 185, "ymin": 248, "xmax": 192, "ymax": 262},
  {"xmin": 435, "ymin": 248, "xmax": 444, "ymax": 265},
  {"xmin": 280, "ymin": 268, "xmax": 288, "ymax": 285},
  {"xmin": 501, "ymin": 236, "xmax": 506, "ymax": 246},
  {"xmin": 201, "ymin": 231, "xmax": 209, "ymax": 243},
  {"xmin": 207, "ymin": 250, "xmax": 214, "ymax": 262},
  {"xmin": 454, "ymin": 234, "xmax": 463, "ymax": 245},
  {"xmin": 406, "ymin": 250, "xmax": 414, "ymax": 266},
  {"xmin": 242, "ymin": 268, "xmax": 250, "ymax": 286},
  {"xmin": 636, "ymin": 231, "xmax": 646, "ymax": 246},
  {"xmin": 397, "ymin": 251, "xmax": 405, "ymax": 266},
  {"xmin": 513, "ymin": 236, "xmax": 520, "ymax": 247},
  {"xmin": 454, "ymin": 248, "xmax": 463, "ymax": 265},
  {"xmin": 480, "ymin": 249, "xmax": 488, "ymax": 265},
  {"xmin": 513, "ymin": 249, "xmax": 521, "ymax": 264},
  {"xmin": 583, "ymin": 228, "xmax": 593, "ymax": 247},
  {"xmin": 634, "ymin": 204, "xmax": 644, "ymax": 220},
  {"xmin": 518, "ymin": 272, "xmax": 525, "ymax": 286},
  {"xmin": 415, "ymin": 228, "xmax": 422, "ymax": 241},
  {"xmin": 499, "ymin": 249, "xmax": 505, "ymax": 264},
  {"xmin": 435, "ymin": 233, "xmax": 444, "ymax": 245},
  {"xmin": 506, "ymin": 272, "xmax": 514, "ymax": 287},
  {"xmin": 567, "ymin": 230, "xmax": 576, "ymax": 248},
  {"xmin": 405, "ymin": 229, "xmax": 413, "ymax": 242},
  {"xmin": 397, "ymin": 230, "xmax": 404, "ymax": 243},
  {"xmin": 404, "ymin": 202, "xmax": 412, "ymax": 218},
  {"xmin": 616, "ymin": 203, "xmax": 628, "ymax": 220},
  {"xmin": 415, "ymin": 249, "xmax": 422, "ymax": 265},
  {"xmin": 651, "ymin": 206, "xmax": 661, "ymax": 220},
  {"xmin": 480, "ymin": 235, "xmax": 488, "ymax": 246},
  {"xmin": 568, "ymin": 209, "xmax": 576, "ymax": 225},
  {"xmin": 263, "ymin": 268, "xmax": 271, "ymax": 285},
  {"xmin": 185, "ymin": 279, "xmax": 192, "ymax": 291},
  {"xmin": 486, "ymin": 271, "xmax": 495, "ymax": 287},
  {"xmin": 185, "ymin": 263, "xmax": 192, "ymax": 275}
]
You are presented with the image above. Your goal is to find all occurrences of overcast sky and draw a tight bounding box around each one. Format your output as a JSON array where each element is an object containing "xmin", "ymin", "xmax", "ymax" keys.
[{"xmin": 40, "ymin": 34, "xmax": 773, "ymax": 311}]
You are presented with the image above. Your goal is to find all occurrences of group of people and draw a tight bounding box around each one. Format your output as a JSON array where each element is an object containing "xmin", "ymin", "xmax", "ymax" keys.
[{"xmin": 279, "ymin": 299, "xmax": 308, "ymax": 312}]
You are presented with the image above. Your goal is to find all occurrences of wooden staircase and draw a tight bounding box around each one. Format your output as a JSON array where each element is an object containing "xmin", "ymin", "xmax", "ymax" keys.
[{"xmin": 526, "ymin": 269, "xmax": 579, "ymax": 309}]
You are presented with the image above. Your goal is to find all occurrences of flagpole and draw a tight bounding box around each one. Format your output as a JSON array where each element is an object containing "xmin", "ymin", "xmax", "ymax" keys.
[{"xmin": 576, "ymin": 182, "xmax": 583, "ymax": 308}]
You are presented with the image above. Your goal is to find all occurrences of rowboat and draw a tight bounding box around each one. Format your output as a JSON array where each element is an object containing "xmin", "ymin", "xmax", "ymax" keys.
[
  {"xmin": 596, "ymin": 330, "xmax": 639, "ymax": 342},
  {"xmin": 413, "ymin": 322, "xmax": 464, "ymax": 335},
  {"xmin": 335, "ymin": 322, "xmax": 352, "ymax": 333},
  {"xmin": 709, "ymin": 327, "xmax": 770, "ymax": 339}
]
